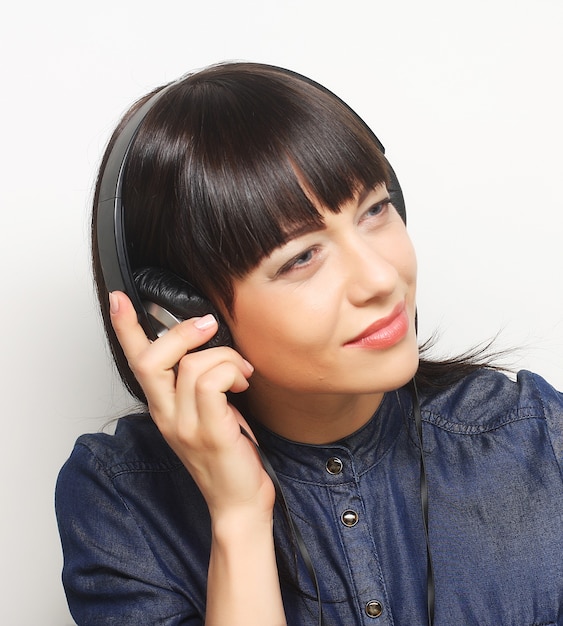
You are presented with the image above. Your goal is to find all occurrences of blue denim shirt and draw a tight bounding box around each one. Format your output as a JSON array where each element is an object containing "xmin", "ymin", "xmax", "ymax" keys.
[{"xmin": 56, "ymin": 369, "xmax": 563, "ymax": 625}]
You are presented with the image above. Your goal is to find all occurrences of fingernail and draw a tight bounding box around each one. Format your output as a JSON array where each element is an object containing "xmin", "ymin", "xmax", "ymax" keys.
[
  {"xmin": 194, "ymin": 314, "xmax": 217, "ymax": 330},
  {"xmin": 109, "ymin": 292, "xmax": 119, "ymax": 314},
  {"xmin": 243, "ymin": 359, "xmax": 254, "ymax": 373}
]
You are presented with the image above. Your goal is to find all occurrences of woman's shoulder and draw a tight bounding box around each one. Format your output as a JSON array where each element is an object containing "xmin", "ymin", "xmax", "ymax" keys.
[
  {"xmin": 65, "ymin": 413, "xmax": 183, "ymax": 478},
  {"xmin": 55, "ymin": 412, "xmax": 208, "ymax": 554},
  {"xmin": 420, "ymin": 368, "xmax": 563, "ymax": 434},
  {"xmin": 56, "ymin": 414, "xmax": 209, "ymax": 624}
]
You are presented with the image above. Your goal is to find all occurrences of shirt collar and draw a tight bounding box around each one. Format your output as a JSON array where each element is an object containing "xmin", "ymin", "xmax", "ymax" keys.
[{"xmin": 248, "ymin": 386, "xmax": 412, "ymax": 485}]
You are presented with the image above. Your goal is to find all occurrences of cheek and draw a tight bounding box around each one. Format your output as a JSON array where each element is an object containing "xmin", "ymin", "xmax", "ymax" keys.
[
  {"xmin": 229, "ymin": 288, "xmax": 337, "ymax": 365},
  {"xmin": 228, "ymin": 295, "xmax": 289, "ymax": 359},
  {"xmin": 390, "ymin": 237, "xmax": 418, "ymax": 309},
  {"xmin": 396, "ymin": 236, "xmax": 417, "ymax": 282}
]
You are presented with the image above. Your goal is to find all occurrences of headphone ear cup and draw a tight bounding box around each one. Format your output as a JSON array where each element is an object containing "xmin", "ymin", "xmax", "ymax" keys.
[
  {"xmin": 384, "ymin": 157, "xmax": 406, "ymax": 224},
  {"xmin": 133, "ymin": 267, "xmax": 233, "ymax": 349}
]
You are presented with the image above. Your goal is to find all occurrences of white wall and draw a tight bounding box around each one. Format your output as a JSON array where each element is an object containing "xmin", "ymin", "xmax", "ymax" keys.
[{"xmin": 1, "ymin": 1, "xmax": 561, "ymax": 623}]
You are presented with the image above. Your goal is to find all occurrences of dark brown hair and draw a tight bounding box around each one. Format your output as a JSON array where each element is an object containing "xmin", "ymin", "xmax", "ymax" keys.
[
  {"xmin": 92, "ymin": 62, "xmax": 490, "ymax": 403},
  {"xmin": 92, "ymin": 62, "xmax": 393, "ymax": 401}
]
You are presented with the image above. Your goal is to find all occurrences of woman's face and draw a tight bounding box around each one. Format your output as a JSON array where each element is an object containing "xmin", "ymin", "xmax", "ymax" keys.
[{"xmin": 226, "ymin": 184, "xmax": 419, "ymax": 408}]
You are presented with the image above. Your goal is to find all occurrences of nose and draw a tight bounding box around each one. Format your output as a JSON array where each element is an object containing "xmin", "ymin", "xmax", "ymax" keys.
[{"xmin": 343, "ymin": 236, "xmax": 399, "ymax": 306}]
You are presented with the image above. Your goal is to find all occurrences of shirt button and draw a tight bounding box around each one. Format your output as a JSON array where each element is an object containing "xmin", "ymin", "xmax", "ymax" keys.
[
  {"xmin": 365, "ymin": 600, "xmax": 383, "ymax": 618},
  {"xmin": 325, "ymin": 457, "xmax": 343, "ymax": 474},
  {"xmin": 341, "ymin": 510, "xmax": 359, "ymax": 527}
]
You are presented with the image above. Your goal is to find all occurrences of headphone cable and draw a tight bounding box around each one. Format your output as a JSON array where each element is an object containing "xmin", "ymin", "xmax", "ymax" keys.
[
  {"xmin": 240, "ymin": 425, "xmax": 324, "ymax": 626},
  {"xmin": 408, "ymin": 378, "xmax": 435, "ymax": 625}
]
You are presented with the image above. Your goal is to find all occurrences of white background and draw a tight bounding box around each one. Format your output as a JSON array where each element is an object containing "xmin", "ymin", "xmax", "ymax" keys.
[{"xmin": 1, "ymin": 1, "xmax": 562, "ymax": 623}]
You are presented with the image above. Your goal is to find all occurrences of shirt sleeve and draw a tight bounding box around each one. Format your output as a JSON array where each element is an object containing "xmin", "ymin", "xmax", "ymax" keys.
[
  {"xmin": 55, "ymin": 441, "xmax": 203, "ymax": 626},
  {"xmin": 529, "ymin": 371, "xmax": 563, "ymax": 480}
]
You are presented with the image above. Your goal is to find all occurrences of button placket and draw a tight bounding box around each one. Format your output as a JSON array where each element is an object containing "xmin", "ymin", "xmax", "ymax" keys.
[{"xmin": 328, "ymin": 476, "xmax": 392, "ymax": 624}]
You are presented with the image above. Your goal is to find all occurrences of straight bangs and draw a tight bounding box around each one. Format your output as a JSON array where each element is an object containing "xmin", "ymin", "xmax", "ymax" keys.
[{"xmin": 122, "ymin": 63, "xmax": 390, "ymax": 312}]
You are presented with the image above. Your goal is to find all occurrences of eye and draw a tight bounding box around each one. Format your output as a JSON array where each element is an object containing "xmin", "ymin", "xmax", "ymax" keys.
[
  {"xmin": 362, "ymin": 197, "xmax": 392, "ymax": 220},
  {"xmin": 276, "ymin": 247, "xmax": 318, "ymax": 276}
]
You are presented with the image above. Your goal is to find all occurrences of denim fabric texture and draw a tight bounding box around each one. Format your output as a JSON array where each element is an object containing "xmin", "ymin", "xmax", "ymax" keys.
[{"xmin": 56, "ymin": 370, "xmax": 563, "ymax": 625}]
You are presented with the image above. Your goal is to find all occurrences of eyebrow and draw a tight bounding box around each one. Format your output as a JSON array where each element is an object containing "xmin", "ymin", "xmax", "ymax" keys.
[
  {"xmin": 281, "ymin": 219, "xmax": 326, "ymax": 242},
  {"xmin": 357, "ymin": 185, "xmax": 375, "ymax": 206}
]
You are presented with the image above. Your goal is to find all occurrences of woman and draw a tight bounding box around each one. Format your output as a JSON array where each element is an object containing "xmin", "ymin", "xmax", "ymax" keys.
[{"xmin": 56, "ymin": 62, "xmax": 563, "ymax": 625}]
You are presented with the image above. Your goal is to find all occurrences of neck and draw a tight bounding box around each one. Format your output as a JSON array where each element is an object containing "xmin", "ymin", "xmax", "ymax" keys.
[{"xmin": 240, "ymin": 385, "xmax": 384, "ymax": 444}]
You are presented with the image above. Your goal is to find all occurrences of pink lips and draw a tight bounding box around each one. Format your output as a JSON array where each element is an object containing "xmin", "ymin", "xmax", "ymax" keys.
[{"xmin": 345, "ymin": 302, "xmax": 409, "ymax": 349}]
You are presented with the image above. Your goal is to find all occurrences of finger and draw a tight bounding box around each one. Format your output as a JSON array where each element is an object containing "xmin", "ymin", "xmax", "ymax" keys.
[
  {"xmin": 138, "ymin": 321, "xmax": 231, "ymax": 416},
  {"xmin": 170, "ymin": 350, "xmax": 253, "ymax": 428},
  {"xmin": 110, "ymin": 291, "xmax": 221, "ymax": 373},
  {"xmin": 109, "ymin": 292, "xmax": 221, "ymax": 420},
  {"xmin": 133, "ymin": 313, "xmax": 220, "ymax": 377},
  {"xmin": 108, "ymin": 291, "xmax": 152, "ymax": 362},
  {"xmin": 109, "ymin": 291, "xmax": 177, "ymax": 414},
  {"xmin": 175, "ymin": 344, "xmax": 253, "ymax": 390},
  {"xmin": 188, "ymin": 361, "xmax": 253, "ymax": 443}
]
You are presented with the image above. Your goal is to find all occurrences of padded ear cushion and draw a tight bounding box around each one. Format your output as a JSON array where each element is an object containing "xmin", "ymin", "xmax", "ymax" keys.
[
  {"xmin": 133, "ymin": 267, "xmax": 233, "ymax": 349},
  {"xmin": 384, "ymin": 157, "xmax": 406, "ymax": 224}
]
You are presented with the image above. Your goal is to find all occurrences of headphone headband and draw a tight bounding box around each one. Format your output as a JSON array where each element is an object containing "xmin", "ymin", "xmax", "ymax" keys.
[{"xmin": 96, "ymin": 85, "xmax": 175, "ymax": 334}]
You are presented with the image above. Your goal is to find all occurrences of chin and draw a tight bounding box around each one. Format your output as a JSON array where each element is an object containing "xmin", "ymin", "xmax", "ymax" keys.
[
  {"xmin": 373, "ymin": 342, "xmax": 420, "ymax": 393},
  {"xmin": 388, "ymin": 359, "xmax": 420, "ymax": 391}
]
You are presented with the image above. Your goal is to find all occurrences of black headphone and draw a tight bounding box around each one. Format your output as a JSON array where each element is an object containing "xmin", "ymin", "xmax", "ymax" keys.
[{"xmin": 95, "ymin": 72, "xmax": 406, "ymax": 347}]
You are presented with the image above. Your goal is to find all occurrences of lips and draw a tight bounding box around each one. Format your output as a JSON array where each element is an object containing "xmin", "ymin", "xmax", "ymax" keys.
[{"xmin": 345, "ymin": 301, "xmax": 409, "ymax": 349}]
